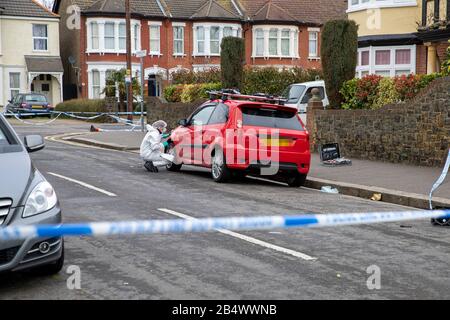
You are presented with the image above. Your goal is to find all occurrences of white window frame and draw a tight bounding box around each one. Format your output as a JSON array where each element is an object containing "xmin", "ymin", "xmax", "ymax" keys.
[
  {"xmin": 347, "ymin": 0, "xmax": 417, "ymax": 13},
  {"xmin": 356, "ymin": 45, "xmax": 416, "ymax": 78},
  {"xmin": 173, "ymin": 23, "xmax": 185, "ymax": 56},
  {"xmin": 86, "ymin": 18, "xmax": 141, "ymax": 54},
  {"xmin": 149, "ymin": 22, "xmax": 162, "ymax": 56},
  {"xmin": 251, "ymin": 25, "xmax": 300, "ymax": 59},
  {"xmin": 193, "ymin": 23, "xmax": 242, "ymax": 57},
  {"xmin": 9, "ymin": 72, "xmax": 21, "ymax": 100},
  {"xmin": 104, "ymin": 22, "xmax": 116, "ymax": 51},
  {"xmin": 308, "ymin": 27, "xmax": 320, "ymax": 59},
  {"xmin": 255, "ymin": 28, "xmax": 264, "ymax": 57},
  {"xmin": 32, "ymin": 24, "xmax": 48, "ymax": 52}
]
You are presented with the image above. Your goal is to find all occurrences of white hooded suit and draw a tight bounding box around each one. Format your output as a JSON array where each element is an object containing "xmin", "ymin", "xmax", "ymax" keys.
[{"xmin": 140, "ymin": 125, "xmax": 170, "ymax": 167}]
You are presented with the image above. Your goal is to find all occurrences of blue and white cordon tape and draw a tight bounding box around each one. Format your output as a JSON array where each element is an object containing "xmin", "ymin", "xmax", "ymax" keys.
[{"xmin": 1, "ymin": 209, "xmax": 449, "ymax": 241}]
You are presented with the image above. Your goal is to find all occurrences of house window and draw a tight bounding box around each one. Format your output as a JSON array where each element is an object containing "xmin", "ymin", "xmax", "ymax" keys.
[
  {"xmin": 9, "ymin": 73, "xmax": 20, "ymax": 99},
  {"xmin": 269, "ymin": 29, "xmax": 278, "ymax": 56},
  {"xmin": 356, "ymin": 46, "xmax": 416, "ymax": 78},
  {"xmin": 223, "ymin": 27, "xmax": 233, "ymax": 37},
  {"xmin": 196, "ymin": 26, "xmax": 205, "ymax": 54},
  {"xmin": 173, "ymin": 26, "xmax": 184, "ymax": 55},
  {"xmin": 33, "ymin": 24, "xmax": 48, "ymax": 51},
  {"xmin": 210, "ymin": 27, "xmax": 220, "ymax": 55},
  {"xmin": 104, "ymin": 23, "xmax": 115, "ymax": 50},
  {"xmin": 255, "ymin": 29, "xmax": 264, "ymax": 57},
  {"xmin": 92, "ymin": 70, "xmax": 101, "ymax": 99},
  {"xmin": 375, "ymin": 50, "xmax": 390, "ymax": 65},
  {"xmin": 149, "ymin": 25, "xmax": 160, "ymax": 54},
  {"xmin": 119, "ymin": 23, "xmax": 126, "ymax": 50},
  {"xmin": 133, "ymin": 24, "xmax": 139, "ymax": 51},
  {"xmin": 281, "ymin": 30, "xmax": 291, "ymax": 56},
  {"xmin": 91, "ymin": 22, "xmax": 99, "ymax": 50},
  {"xmin": 309, "ymin": 31, "xmax": 318, "ymax": 57}
]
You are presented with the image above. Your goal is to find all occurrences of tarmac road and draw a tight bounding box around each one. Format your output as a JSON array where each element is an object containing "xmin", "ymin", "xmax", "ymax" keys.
[{"xmin": 1, "ymin": 121, "xmax": 449, "ymax": 300}]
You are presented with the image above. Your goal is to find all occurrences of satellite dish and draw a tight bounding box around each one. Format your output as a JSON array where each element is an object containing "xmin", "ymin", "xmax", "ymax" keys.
[{"xmin": 68, "ymin": 56, "xmax": 76, "ymax": 65}]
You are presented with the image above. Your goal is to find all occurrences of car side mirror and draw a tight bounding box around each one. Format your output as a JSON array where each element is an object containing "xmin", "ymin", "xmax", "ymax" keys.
[
  {"xmin": 24, "ymin": 135, "xmax": 45, "ymax": 153},
  {"xmin": 178, "ymin": 119, "xmax": 188, "ymax": 127}
]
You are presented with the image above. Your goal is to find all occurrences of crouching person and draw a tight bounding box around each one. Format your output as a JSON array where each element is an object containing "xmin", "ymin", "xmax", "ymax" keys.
[{"xmin": 140, "ymin": 120, "xmax": 171, "ymax": 173}]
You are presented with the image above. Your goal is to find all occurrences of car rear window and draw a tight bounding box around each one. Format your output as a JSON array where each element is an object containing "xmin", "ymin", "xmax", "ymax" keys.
[
  {"xmin": 241, "ymin": 107, "xmax": 304, "ymax": 131},
  {"xmin": 24, "ymin": 95, "xmax": 47, "ymax": 103}
]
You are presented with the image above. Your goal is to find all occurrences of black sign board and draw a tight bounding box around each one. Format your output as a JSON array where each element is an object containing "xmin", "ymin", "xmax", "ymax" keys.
[{"xmin": 320, "ymin": 143, "xmax": 341, "ymax": 162}]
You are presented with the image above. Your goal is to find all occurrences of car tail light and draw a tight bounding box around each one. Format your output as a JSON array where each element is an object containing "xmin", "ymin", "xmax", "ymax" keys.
[
  {"xmin": 47, "ymin": 104, "xmax": 53, "ymax": 109},
  {"xmin": 21, "ymin": 103, "xmax": 27, "ymax": 108}
]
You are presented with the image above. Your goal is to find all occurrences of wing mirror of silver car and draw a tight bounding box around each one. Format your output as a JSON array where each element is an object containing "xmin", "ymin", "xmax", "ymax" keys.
[{"xmin": 24, "ymin": 135, "xmax": 45, "ymax": 153}]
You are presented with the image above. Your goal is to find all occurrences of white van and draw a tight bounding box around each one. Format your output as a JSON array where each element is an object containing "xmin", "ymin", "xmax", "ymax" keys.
[{"xmin": 283, "ymin": 80, "xmax": 329, "ymax": 113}]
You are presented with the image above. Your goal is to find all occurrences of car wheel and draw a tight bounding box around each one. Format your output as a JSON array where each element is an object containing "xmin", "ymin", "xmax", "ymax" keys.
[
  {"xmin": 166, "ymin": 144, "xmax": 182, "ymax": 172},
  {"xmin": 211, "ymin": 148, "xmax": 231, "ymax": 183},
  {"xmin": 287, "ymin": 173, "xmax": 307, "ymax": 188},
  {"xmin": 31, "ymin": 241, "xmax": 65, "ymax": 276}
]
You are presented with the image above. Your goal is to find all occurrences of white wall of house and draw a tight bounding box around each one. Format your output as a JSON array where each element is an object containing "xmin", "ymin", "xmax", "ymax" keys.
[{"xmin": 0, "ymin": 16, "xmax": 62, "ymax": 106}]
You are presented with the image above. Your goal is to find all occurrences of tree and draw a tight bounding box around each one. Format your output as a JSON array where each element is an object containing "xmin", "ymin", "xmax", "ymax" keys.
[
  {"xmin": 321, "ymin": 20, "xmax": 358, "ymax": 108},
  {"xmin": 103, "ymin": 69, "xmax": 141, "ymax": 112},
  {"xmin": 441, "ymin": 39, "xmax": 450, "ymax": 76},
  {"xmin": 221, "ymin": 37, "xmax": 245, "ymax": 90}
]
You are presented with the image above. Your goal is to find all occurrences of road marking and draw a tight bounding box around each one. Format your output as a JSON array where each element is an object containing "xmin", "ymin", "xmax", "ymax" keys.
[
  {"xmin": 158, "ymin": 208, "xmax": 317, "ymax": 261},
  {"xmin": 47, "ymin": 172, "xmax": 117, "ymax": 197}
]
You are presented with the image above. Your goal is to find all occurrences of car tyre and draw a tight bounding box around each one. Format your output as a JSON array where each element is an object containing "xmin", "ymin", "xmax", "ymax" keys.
[
  {"xmin": 166, "ymin": 144, "xmax": 182, "ymax": 172},
  {"xmin": 287, "ymin": 173, "xmax": 307, "ymax": 188},
  {"xmin": 31, "ymin": 241, "xmax": 65, "ymax": 276},
  {"xmin": 212, "ymin": 148, "xmax": 231, "ymax": 183}
]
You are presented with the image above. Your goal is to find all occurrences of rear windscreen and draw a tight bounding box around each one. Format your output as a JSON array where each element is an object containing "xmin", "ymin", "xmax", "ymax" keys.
[
  {"xmin": 25, "ymin": 95, "xmax": 47, "ymax": 103},
  {"xmin": 241, "ymin": 107, "xmax": 303, "ymax": 131}
]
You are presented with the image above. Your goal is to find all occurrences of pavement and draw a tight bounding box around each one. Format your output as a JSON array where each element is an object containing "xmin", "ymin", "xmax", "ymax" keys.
[
  {"xmin": 2, "ymin": 119, "xmax": 450, "ymax": 300},
  {"xmin": 58, "ymin": 125, "xmax": 450, "ymax": 210}
]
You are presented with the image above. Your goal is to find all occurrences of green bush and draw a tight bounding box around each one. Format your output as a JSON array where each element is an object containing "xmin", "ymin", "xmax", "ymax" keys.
[
  {"xmin": 172, "ymin": 68, "xmax": 221, "ymax": 85},
  {"xmin": 441, "ymin": 39, "xmax": 450, "ymax": 76},
  {"xmin": 221, "ymin": 37, "xmax": 245, "ymax": 90},
  {"xmin": 340, "ymin": 73, "xmax": 442, "ymax": 110},
  {"xmin": 170, "ymin": 83, "xmax": 223, "ymax": 103},
  {"xmin": 164, "ymin": 84, "xmax": 184, "ymax": 103},
  {"xmin": 321, "ymin": 19, "xmax": 358, "ymax": 108},
  {"xmin": 373, "ymin": 77, "xmax": 400, "ymax": 109},
  {"xmin": 55, "ymin": 99, "xmax": 111, "ymax": 122},
  {"xmin": 55, "ymin": 99, "xmax": 107, "ymax": 113}
]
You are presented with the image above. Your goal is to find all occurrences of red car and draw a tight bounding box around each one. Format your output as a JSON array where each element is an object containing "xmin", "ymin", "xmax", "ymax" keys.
[{"xmin": 167, "ymin": 92, "xmax": 311, "ymax": 187}]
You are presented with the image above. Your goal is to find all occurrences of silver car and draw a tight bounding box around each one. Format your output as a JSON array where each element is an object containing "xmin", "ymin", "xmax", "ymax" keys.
[{"xmin": 0, "ymin": 114, "xmax": 64, "ymax": 274}]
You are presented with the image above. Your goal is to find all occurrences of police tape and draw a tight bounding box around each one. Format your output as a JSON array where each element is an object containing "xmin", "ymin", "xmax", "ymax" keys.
[
  {"xmin": 1, "ymin": 209, "xmax": 449, "ymax": 241},
  {"xmin": 429, "ymin": 150, "xmax": 450, "ymax": 209}
]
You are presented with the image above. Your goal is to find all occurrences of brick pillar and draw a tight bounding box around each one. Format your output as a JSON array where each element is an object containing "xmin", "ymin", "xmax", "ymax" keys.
[{"xmin": 306, "ymin": 88, "xmax": 324, "ymax": 152}]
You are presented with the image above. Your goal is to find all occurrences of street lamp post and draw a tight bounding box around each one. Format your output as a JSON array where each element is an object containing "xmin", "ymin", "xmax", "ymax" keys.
[{"xmin": 136, "ymin": 50, "xmax": 147, "ymax": 132}]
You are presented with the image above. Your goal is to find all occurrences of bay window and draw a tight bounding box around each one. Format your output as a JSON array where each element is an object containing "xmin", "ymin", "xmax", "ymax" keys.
[
  {"xmin": 86, "ymin": 18, "xmax": 140, "ymax": 53},
  {"xmin": 252, "ymin": 25, "xmax": 299, "ymax": 59},
  {"xmin": 309, "ymin": 31, "xmax": 318, "ymax": 57},
  {"xmin": 193, "ymin": 23, "xmax": 242, "ymax": 56},
  {"xmin": 92, "ymin": 70, "xmax": 101, "ymax": 99},
  {"xmin": 9, "ymin": 73, "xmax": 21, "ymax": 99},
  {"xmin": 348, "ymin": 0, "xmax": 417, "ymax": 12},
  {"xmin": 356, "ymin": 45, "xmax": 416, "ymax": 77}
]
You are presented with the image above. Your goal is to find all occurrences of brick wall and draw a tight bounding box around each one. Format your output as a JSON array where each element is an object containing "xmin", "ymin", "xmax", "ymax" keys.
[{"xmin": 308, "ymin": 77, "xmax": 450, "ymax": 167}]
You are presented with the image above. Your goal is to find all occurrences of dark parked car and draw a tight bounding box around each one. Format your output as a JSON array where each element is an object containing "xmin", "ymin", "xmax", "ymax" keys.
[
  {"xmin": 5, "ymin": 93, "xmax": 54, "ymax": 118},
  {"xmin": 0, "ymin": 114, "xmax": 64, "ymax": 274}
]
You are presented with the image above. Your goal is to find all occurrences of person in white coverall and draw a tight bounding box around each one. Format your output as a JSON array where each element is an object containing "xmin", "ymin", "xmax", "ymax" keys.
[{"xmin": 140, "ymin": 120, "xmax": 170, "ymax": 173}]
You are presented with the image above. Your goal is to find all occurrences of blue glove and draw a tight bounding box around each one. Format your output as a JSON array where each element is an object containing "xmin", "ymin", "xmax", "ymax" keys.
[{"xmin": 163, "ymin": 141, "xmax": 169, "ymax": 148}]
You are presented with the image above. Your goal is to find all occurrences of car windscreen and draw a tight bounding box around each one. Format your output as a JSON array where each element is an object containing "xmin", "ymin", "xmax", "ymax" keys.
[
  {"xmin": 0, "ymin": 117, "xmax": 22, "ymax": 153},
  {"xmin": 24, "ymin": 95, "xmax": 47, "ymax": 103},
  {"xmin": 241, "ymin": 107, "xmax": 304, "ymax": 131},
  {"xmin": 282, "ymin": 85, "xmax": 306, "ymax": 104},
  {"xmin": 0, "ymin": 125, "xmax": 8, "ymax": 146}
]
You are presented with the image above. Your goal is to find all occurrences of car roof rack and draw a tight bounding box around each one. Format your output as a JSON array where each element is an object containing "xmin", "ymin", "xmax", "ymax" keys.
[{"xmin": 208, "ymin": 89, "xmax": 287, "ymax": 106}]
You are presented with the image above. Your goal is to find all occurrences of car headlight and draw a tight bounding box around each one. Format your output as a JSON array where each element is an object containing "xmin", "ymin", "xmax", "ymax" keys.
[{"xmin": 23, "ymin": 181, "xmax": 57, "ymax": 218}]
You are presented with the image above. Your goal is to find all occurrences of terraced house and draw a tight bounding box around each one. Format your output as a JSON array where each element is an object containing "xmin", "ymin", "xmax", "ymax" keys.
[
  {"xmin": 52, "ymin": 0, "xmax": 346, "ymax": 100},
  {"xmin": 0, "ymin": 0, "xmax": 64, "ymax": 107},
  {"xmin": 348, "ymin": 0, "xmax": 450, "ymax": 78}
]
